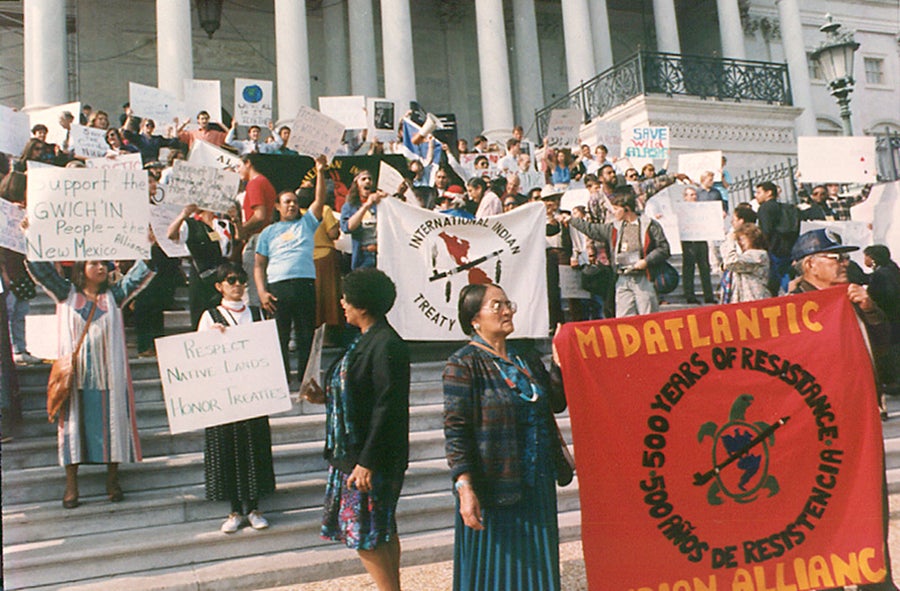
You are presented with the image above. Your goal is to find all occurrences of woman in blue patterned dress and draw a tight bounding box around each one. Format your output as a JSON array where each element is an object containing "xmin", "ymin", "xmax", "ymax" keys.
[
  {"xmin": 444, "ymin": 283, "xmax": 568, "ymax": 591},
  {"xmin": 318, "ymin": 268, "xmax": 410, "ymax": 591}
]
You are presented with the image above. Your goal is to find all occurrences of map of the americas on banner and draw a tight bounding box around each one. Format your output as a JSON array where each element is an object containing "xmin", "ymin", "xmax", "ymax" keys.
[
  {"xmin": 378, "ymin": 198, "xmax": 548, "ymax": 340},
  {"xmin": 554, "ymin": 287, "xmax": 889, "ymax": 590}
]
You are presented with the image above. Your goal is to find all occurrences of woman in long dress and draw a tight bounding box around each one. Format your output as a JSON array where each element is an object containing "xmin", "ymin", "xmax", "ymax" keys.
[
  {"xmin": 443, "ymin": 283, "xmax": 568, "ymax": 591},
  {"xmin": 28, "ymin": 258, "xmax": 155, "ymax": 508}
]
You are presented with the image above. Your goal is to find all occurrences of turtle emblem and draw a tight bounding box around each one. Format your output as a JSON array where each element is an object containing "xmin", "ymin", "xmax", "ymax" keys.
[{"xmin": 696, "ymin": 394, "xmax": 785, "ymax": 506}]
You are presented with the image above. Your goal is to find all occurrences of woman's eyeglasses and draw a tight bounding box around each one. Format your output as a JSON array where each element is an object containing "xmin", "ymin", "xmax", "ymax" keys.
[
  {"xmin": 483, "ymin": 299, "xmax": 517, "ymax": 314},
  {"xmin": 223, "ymin": 275, "xmax": 248, "ymax": 285}
]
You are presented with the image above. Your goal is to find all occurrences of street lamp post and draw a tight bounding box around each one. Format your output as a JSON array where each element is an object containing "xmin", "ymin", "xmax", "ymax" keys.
[{"xmin": 810, "ymin": 14, "xmax": 860, "ymax": 136}]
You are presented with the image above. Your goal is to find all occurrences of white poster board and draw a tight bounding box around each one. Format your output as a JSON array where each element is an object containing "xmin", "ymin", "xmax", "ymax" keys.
[
  {"xmin": 677, "ymin": 150, "xmax": 722, "ymax": 183},
  {"xmin": 85, "ymin": 153, "xmax": 143, "ymax": 171},
  {"xmin": 797, "ymin": 136, "xmax": 878, "ymax": 183},
  {"xmin": 72, "ymin": 124, "xmax": 110, "ymax": 158},
  {"xmin": 377, "ymin": 161, "xmax": 413, "ymax": 201},
  {"xmin": 560, "ymin": 188, "xmax": 591, "ymax": 212},
  {"xmin": 25, "ymin": 168, "xmax": 151, "ymax": 261},
  {"xmin": 287, "ymin": 106, "xmax": 345, "ymax": 158},
  {"xmin": 581, "ymin": 120, "xmax": 621, "ymax": 159},
  {"xmin": 149, "ymin": 203, "xmax": 190, "ymax": 258},
  {"xmin": 368, "ymin": 98, "xmax": 396, "ymax": 142},
  {"xmin": 545, "ymin": 109, "xmax": 582, "ymax": 150},
  {"xmin": 672, "ymin": 201, "xmax": 726, "ymax": 242},
  {"xmin": 156, "ymin": 320, "xmax": 291, "ymax": 434},
  {"xmin": 29, "ymin": 101, "xmax": 81, "ymax": 145},
  {"xmin": 642, "ymin": 186, "xmax": 682, "ymax": 254},
  {"xmin": 189, "ymin": 139, "xmax": 242, "ymax": 172},
  {"xmin": 319, "ymin": 95, "xmax": 367, "ymax": 130},
  {"xmin": 0, "ymin": 106, "xmax": 32, "ymax": 155},
  {"xmin": 129, "ymin": 82, "xmax": 184, "ymax": 126},
  {"xmin": 163, "ymin": 160, "xmax": 240, "ymax": 213},
  {"xmin": 621, "ymin": 126, "xmax": 669, "ymax": 161},
  {"xmin": 184, "ymin": 79, "xmax": 222, "ymax": 122},
  {"xmin": 800, "ymin": 220, "xmax": 873, "ymax": 269},
  {"xmin": 234, "ymin": 78, "xmax": 273, "ymax": 127},
  {"xmin": 851, "ymin": 181, "xmax": 900, "ymax": 264},
  {"xmin": 0, "ymin": 199, "xmax": 26, "ymax": 254}
]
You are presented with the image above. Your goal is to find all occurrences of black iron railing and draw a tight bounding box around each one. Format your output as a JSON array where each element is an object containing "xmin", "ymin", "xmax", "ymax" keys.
[{"xmin": 535, "ymin": 51, "xmax": 793, "ymax": 139}]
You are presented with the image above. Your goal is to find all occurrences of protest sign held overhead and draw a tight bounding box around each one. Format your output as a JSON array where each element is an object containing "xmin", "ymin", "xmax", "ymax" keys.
[
  {"xmin": 163, "ymin": 160, "xmax": 240, "ymax": 213},
  {"xmin": 367, "ymin": 98, "xmax": 396, "ymax": 142},
  {"xmin": 0, "ymin": 105, "xmax": 31, "ymax": 156},
  {"xmin": 555, "ymin": 287, "xmax": 890, "ymax": 590},
  {"xmin": 319, "ymin": 95, "xmax": 367, "ymax": 130},
  {"xmin": 545, "ymin": 108, "xmax": 582, "ymax": 149},
  {"xmin": 129, "ymin": 82, "xmax": 185, "ymax": 125},
  {"xmin": 183, "ymin": 79, "xmax": 221, "ymax": 122},
  {"xmin": 156, "ymin": 320, "xmax": 291, "ymax": 434},
  {"xmin": 642, "ymin": 185, "xmax": 683, "ymax": 254},
  {"xmin": 287, "ymin": 106, "xmax": 345, "ymax": 159},
  {"xmin": 28, "ymin": 101, "xmax": 80, "ymax": 145},
  {"xmin": 189, "ymin": 139, "xmax": 242, "ymax": 172},
  {"xmin": 0, "ymin": 199, "xmax": 26, "ymax": 254},
  {"xmin": 377, "ymin": 161, "xmax": 413, "ymax": 201},
  {"xmin": 622, "ymin": 126, "xmax": 669, "ymax": 160},
  {"xmin": 580, "ymin": 119, "xmax": 621, "ymax": 159},
  {"xmin": 678, "ymin": 150, "xmax": 723, "ymax": 183},
  {"xmin": 798, "ymin": 137, "xmax": 877, "ymax": 184},
  {"xmin": 149, "ymin": 203, "xmax": 190, "ymax": 258},
  {"xmin": 25, "ymin": 167, "xmax": 150, "ymax": 261},
  {"xmin": 234, "ymin": 78, "xmax": 273, "ymax": 127},
  {"xmin": 378, "ymin": 198, "xmax": 548, "ymax": 340},
  {"xmin": 71, "ymin": 124, "xmax": 110, "ymax": 158},
  {"xmin": 673, "ymin": 201, "xmax": 726, "ymax": 242},
  {"xmin": 851, "ymin": 181, "xmax": 900, "ymax": 261}
]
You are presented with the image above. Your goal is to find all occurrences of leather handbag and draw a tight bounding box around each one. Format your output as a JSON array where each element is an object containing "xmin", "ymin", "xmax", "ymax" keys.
[
  {"xmin": 47, "ymin": 303, "xmax": 96, "ymax": 422},
  {"xmin": 0, "ymin": 170, "xmax": 26, "ymax": 202},
  {"xmin": 650, "ymin": 260, "xmax": 680, "ymax": 295}
]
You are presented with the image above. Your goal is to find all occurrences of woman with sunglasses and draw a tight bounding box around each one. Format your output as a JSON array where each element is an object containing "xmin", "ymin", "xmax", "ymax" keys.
[
  {"xmin": 197, "ymin": 262, "xmax": 275, "ymax": 534},
  {"xmin": 443, "ymin": 283, "xmax": 569, "ymax": 590},
  {"xmin": 103, "ymin": 128, "xmax": 139, "ymax": 157}
]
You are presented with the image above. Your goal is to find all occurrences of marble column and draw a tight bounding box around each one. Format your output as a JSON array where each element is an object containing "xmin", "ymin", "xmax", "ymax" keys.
[
  {"xmin": 588, "ymin": 0, "xmax": 614, "ymax": 72},
  {"xmin": 652, "ymin": 0, "xmax": 681, "ymax": 54},
  {"xmin": 475, "ymin": 0, "xmax": 514, "ymax": 131},
  {"xmin": 23, "ymin": 0, "xmax": 68, "ymax": 109},
  {"xmin": 323, "ymin": 0, "xmax": 350, "ymax": 96},
  {"xmin": 561, "ymin": 0, "xmax": 596, "ymax": 89},
  {"xmin": 716, "ymin": 0, "xmax": 746, "ymax": 59},
  {"xmin": 348, "ymin": 0, "xmax": 379, "ymax": 97},
  {"xmin": 776, "ymin": 0, "xmax": 817, "ymax": 136},
  {"xmin": 156, "ymin": 0, "xmax": 193, "ymax": 100},
  {"xmin": 512, "ymin": 0, "xmax": 544, "ymax": 129},
  {"xmin": 380, "ymin": 0, "xmax": 417, "ymax": 108},
  {"xmin": 275, "ymin": 0, "xmax": 312, "ymax": 118}
]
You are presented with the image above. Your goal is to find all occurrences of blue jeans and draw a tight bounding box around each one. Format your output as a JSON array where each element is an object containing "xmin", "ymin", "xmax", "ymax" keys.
[{"xmin": 5, "ymin": 291, "xmax": 29, "ymax": 354}]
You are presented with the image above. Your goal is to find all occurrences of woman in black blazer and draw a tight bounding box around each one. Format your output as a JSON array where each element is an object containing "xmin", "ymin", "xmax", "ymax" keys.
[{"xmin": 318, "ymin": 268, "xmax": 410, "ymax": 591}]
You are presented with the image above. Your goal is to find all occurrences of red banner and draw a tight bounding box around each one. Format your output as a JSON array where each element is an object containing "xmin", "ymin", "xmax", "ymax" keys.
[{"xmin": 555, "ymin": 287, "xmax": 889, "ymax": 590}]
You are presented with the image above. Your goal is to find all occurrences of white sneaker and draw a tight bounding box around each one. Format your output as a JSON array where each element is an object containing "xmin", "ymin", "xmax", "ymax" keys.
[
  {"xmin": 14, "ymin": 352, "xmax": 42, "ymax": 365},
  {"xmin": 247, "ymin": 510, "xmax": 269, "ymax": 530},
  {"xmin": 220, "ymin": 513, "xmax": 245, "ymax": 534}
]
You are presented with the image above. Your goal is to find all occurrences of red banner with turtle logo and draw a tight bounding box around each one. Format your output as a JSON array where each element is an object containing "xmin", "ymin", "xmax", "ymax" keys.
[{"xmin": 555, "ymin": 286, "xmax": 890, "ymax": 590}]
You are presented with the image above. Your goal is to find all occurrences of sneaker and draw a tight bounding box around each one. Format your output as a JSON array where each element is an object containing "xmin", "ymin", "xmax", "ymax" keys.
[
  {"xmin": 247, "ymin": 510, "xmax": 269, "ymax": 530},
  {"xmin": 220, "ymin": 513, "xmax": 245, "ymax": 534},
  {"xmin": 14, "ymin": 352, "xmax": 42, "ymax": 365}
]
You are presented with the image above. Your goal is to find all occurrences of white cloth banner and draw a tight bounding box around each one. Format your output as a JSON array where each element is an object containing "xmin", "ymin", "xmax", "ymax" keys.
[
  {"xmin": 798, "ymin": 136, "xmax": 877, "ymax": 183},
  {"xmin": 368, "ymin": 98, "xmax": 396, "ymax": 142},
  {"xmin": 149, "ymin": 203, "xmax": 190, "ymax": 258},
  {"xmin": 0, "ymin": 199, "xmax": 26, "ymax": 254},
  {"xmin": 672, "ymin": 201, "xmax": 726, "ymax": 242},
  {"xmin": 319, "ymin": 95, "xmax": 367, "ymax": 129},
  {"xmin": 184, "ymin": 79, "xmax": 222, "ymax": 122},
  {"xmin": 800, "ymin": 220, "xmax": 873, "ymax": 269},
  {"xmin": 287, "ymin": 106, "xmax": 345, "ymax": 159},
  {"xmin": 129, "ymin": 82, "xmax": 185, "ymax": 125},
  {"xmin": 85, "ymin": 152, "xmax": 143, "ymax": 171},
  {"xmin": 0, "ymin": 106, "xmax": 32, "ymax": 155},
  {"xmin": 163, "ymin": 160, "xmax": 240, "ymax": 213},
  {"xmin": 156, "ymin": 320, "xmax": 291, "ymax": 434},
  {"xmin": 545, "ymin": 109, "xmax": 582, "ymax": 150},
  {"xmin": 642, "ymin": 186, "xmax": 682, "ymax": 255},
  {"xmin": 25, "ymin": 168, "xmax": 151, "ymax": 261},
  {"xmin": 677, "ymin": 150, "xmax": 722, "ymax": 183},
  {"xmin": 851, "ymin": 181, "xmax": 900, "ymax": 262},
  {"xmin": 189, "ymin": 139, "xmax": 242, "ymax": 172},
  {"xmin": 29, "ymin": 101, "xmax": 80, "ymax": 146},
  {"xmin": 234, "ymin": 78, "xmax": 273, "ymax": 127},
  {"xmin": 72, "ymin": 124, "xmax": 110, "ymax": 158},
  {"xmin": 378, "ymin": 198, "xmax": 548, "ymax": 340}
]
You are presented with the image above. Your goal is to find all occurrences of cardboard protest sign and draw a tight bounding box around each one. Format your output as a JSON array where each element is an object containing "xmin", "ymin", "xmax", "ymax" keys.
[
  {"xmin": 85, "ymin": 153, "xmax": 143, "ymax": 171},
  {"xmin": 129, "ymin": 82, "xmax": 184, "ymax": 126},
  {"xmin": 72, "ymin": 124, "xmax": 110, "ymax": 158},
  {"xmin": 460, "ymin": 153, "xmax": 502, "ymax": 177},
  {"xmin": 560, "ymin": 188, "xmax": 590, "ymax": 212},
  {"xmin": 163, "ymin": 160, "xmax": 240, "ymax": 213},
  {"xmin": 183, "ymin": 79, "xmax": 222, "ymax": 122},
  {"xmin": 642, "ymin": 186, "xmax": 683, "ymax": 255},
  {"xmin": 800, "ymin": 220, "xmax": 872, "ymax": 269},
  {"xmin": 367, "ymin": 98, "xmax": 397, "ymax": 142},
  {"xmin": 545, "ymin": 108, "xmax": 582, "ymax": 149},
  {"xmin": 25, "ymin": 168, "xmax": 151, "ymax": 261},
  {"xmin": 234, "ymin": 78, "xmax": 273, "ymax": 127},
  {"xmin": 678, "ymin": 150, "xmax": 723, "ymax": 183},
  {"xmin": 149, "ymin": 203, "xmax": 190, "ymax": 258},
  {"xmin": 0, "ymin": 199, "xmax": 26, "ymax": 254},
  {"xmin": 377, "ymin": 161, "xmax": 413, "ymax": 200},
  {"xmin": 555, "ymin": 287, "xmax": 890, "ymax": 589},
  {"xmin": 319, "ymin": 95, "xmax": 367, "ymax": 130},
  {"xmin": 581, "ymin": 119, "xmax": 621, "ymax": 158},
  {"xmin": 156, "ymin": 320, "xmax": 291, "ymax": 434},
  {"xmin": 378, "ymin": 198, "xmax": 548, "ymax": 340},
  {"xmin": 28, "ymin": 101, "xmax": 80, "ymax": 146},
  {"xmin": 0, "ymin": 105, "xmax": 32, "ymax": 156},
  {"xmin": 851, "ymin": 181, "xmax": 900, "ymax": 263},
  {"xmin": 622, "ymin": 126, "xmax": 669, "ymax": 161},
  {"xmin": 673, "ymin": 201, "xmax": 726, "ymax": 242},
  {"xmin": 189, "ymin": 139, "xmax": 242, "ymax": 172},
  {"xmin": 798, "ymin": 137, "xmax": 877, "ymax": 184},
  {"xmin": 287, "ymin": 106, "xmax": 345, "ymax": 159}
]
